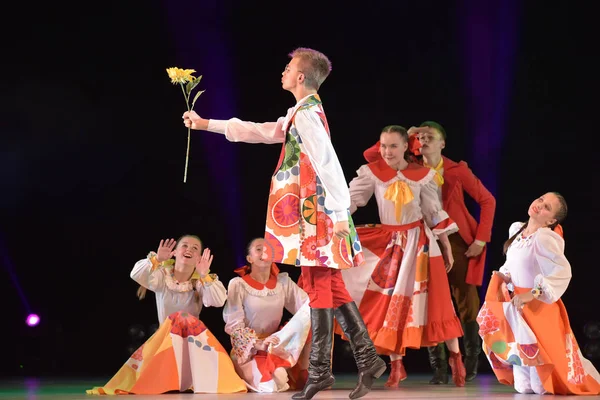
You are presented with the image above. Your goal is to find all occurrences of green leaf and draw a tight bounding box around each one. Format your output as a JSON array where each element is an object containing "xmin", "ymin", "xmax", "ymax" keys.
[
  {"xmin": 185, "ymin": 80, "xmax": 194, "ymax": 96},
  {"xmin": 191, "ymin": 90, "xmax": 206, "ymax": 109},
  {"xmin": 189, "ymin": 75, "xmax": 203, "ymax": 92}
]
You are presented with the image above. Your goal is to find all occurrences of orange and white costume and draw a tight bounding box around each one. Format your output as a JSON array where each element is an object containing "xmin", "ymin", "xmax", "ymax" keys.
[
  {"xmin": 478, "ymin": 223, "xmax": 600, "ymax": 394},
  {"xmin": 87, "ymin": 254, "xmax": 247, "ymax": 395}
]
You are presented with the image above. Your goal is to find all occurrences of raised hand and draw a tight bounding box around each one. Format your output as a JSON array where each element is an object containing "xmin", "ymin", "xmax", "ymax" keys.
[
  {"xmin": 407, "ymin": 126, "xmax": 419, "ymax": 136},
  {"xmin": 156, "ymin": 238, "xmax": 177, "ymax": 262},
  {"xmin": 406, "ymin": 126, "xmax": 435, "ymax": 141},
  {"xmin": 196, "ymin": 248, "xmax": 213, "ymax": 276}
]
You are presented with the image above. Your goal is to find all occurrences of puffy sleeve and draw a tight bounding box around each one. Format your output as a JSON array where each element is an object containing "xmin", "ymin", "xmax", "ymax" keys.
[
  {"xmin": 532, "ymin": 228, "xmax": 572, "ymax": 303},
  {"xmin": 222, "ymin": 278, "xmax": 258, "ymax": 364},
  {"xmin": 195, "ymin": 275, "xmax": 227, "ymax": 307},
  {"xmin": 348, "ymin": 165, "xmax": 376, "ymax": 215},
  {"xmin": 280, "ymin": 273, "xmax": 309, "ymax": 314},
  {"xmin": 130, "ymin": 253, "xmax": 165, "ymax": 292},
  {"xmin": 509, "ymin": 221, "xmax": 525, "ymax": 238},
  {"xmin": 294, "ymin": 109, "xmax": 351, "ymax": 221},
  {"xmin": 420, "ymin": 176, "xmax": 458, "ymax": 235},
  {"xmin": 207, "ymin": 117, "xmax": 286, "ymax": 144}
]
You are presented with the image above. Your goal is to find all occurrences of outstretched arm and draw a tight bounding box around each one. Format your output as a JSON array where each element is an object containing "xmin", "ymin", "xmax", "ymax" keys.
[{"xmin": 183, "ymin": 110, "xmax": 285, "ymax": 144}]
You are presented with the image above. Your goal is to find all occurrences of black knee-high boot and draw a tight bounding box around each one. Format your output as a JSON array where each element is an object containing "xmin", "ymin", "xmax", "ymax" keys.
[
  {"xmin": 291, "ymin": 308, "xmax": 335, "ymax": 400},
  {"xmin": 334, "ymin": 302, "xmax": 386, "ymax": 399},
  {"xmin": 427, "ymin": 344, "xmax": 449, "ymax": 384},
  {"xmin": 463, "ymin": 320, "xmax": 481, "ymax": 382}
]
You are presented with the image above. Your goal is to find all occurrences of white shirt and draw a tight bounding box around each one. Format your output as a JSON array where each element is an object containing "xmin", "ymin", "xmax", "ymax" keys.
[
  {"xmin": 131, "ymin": 258, "xmax": 227, "ymax": 323},
  {"xmin": 206, "ymin": 94, "xmax": 350, "ymax": 220},
  {"xmin": 500, "ymin": 222, "xmax": 571, "ymax": 304}
]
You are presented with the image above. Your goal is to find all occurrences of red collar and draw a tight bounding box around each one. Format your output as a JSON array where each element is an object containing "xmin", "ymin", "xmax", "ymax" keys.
[
  {"xmin": 234, "ymin": 263, "xmax": 280, "ymax": 290},
  {"xmin": 242, "ymin": 273, "xmax": 278, "ymax": 290},
  {"xmin": 367, "ymin": 159, "xmax": 431, "ymax": 182}
]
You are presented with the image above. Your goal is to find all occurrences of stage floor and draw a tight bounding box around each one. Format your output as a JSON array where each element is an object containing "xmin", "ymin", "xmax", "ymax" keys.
[{"xmin": 0, "ymin": 374, "xmax": 584, "ymax": 399}]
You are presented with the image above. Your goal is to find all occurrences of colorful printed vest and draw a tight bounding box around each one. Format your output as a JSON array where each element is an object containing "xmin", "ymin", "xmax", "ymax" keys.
[{"xmin": 264, "ymin": 95, "xmax": 363, "ymax": 269}]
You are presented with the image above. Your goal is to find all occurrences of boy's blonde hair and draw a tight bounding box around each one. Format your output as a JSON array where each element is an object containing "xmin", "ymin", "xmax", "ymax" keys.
[{"xmin": 289, "ymin": 47, "xmax": 332, "ymax": 90}]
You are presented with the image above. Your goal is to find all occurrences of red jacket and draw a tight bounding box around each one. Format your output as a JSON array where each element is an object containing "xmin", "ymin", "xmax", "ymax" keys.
[{"xmin": 440, "ymin": 156, "xmax": 496, "ymax": 286}]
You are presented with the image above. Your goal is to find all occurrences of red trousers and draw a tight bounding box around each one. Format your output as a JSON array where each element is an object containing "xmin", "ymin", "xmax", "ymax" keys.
[{"xmin": 300, "ymin": 266, "xmax": 353, "ymax": 308}]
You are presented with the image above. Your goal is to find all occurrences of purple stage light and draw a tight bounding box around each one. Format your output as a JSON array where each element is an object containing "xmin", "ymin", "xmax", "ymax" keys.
[{"xmin": 26, "ymin": 314, "xmax": 40, "ymax": 327}]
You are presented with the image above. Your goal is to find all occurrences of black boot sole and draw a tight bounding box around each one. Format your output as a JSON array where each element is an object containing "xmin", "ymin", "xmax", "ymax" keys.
[
  {"xmin": 429, "ymin": 377, "xmax": 449, "ymax": 385},
  {"xmin": 291, "ymin": 375, "xmax": 335, "ymax": 400},
  {"xmin": 349, "ymin": 358, "xmax": 387, "ymax": 399},
  {"xmin": 465, "ymin": 373, "xmax": 477, "ymax": 382}
]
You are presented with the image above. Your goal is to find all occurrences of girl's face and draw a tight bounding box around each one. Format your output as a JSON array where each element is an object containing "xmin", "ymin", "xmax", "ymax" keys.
[
  {"xmin": 380, "ymin": 131, "xmax": 408, "ymax": 169},
  {"xmin": 175, "ymin": 237, "xmax": 202, "ymax": 265},
  {"xmin": 528, "ymin": 192, "xmax": 560, "ymax": 227},
  {"xmin": 246, "ymin": 239, "xmax": 270, "ymax": 268}
]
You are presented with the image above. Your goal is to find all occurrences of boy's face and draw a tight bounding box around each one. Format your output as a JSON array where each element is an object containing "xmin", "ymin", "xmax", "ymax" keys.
[
  {"xmin": 282, "ymin": 57, "xmax": 304, "ymax": 91},
  {"xmin": 418, "ymin": 128, "xmax": 445, "ymax": 157}
]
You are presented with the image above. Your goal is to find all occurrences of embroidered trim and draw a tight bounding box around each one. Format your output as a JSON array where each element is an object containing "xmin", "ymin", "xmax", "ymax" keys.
[
  {"xmin": 199, "ymin": 273, "xmax": 217, "ymax": 287},
  {"xmin": 163, "ymin": 269, "xmax": 219, "ymax": 292},
  {"xmin": 532, "ymin": 275, "xmax": 551, "ymax": 302},
  {"xmin": 164, "ymin": 270, "xmax": 195, "ymax": 292},
  {"xmin": 231, "ymin": 326, "xmax": 258, "ymax": 364},
  {"xmin": 512, "ymin": 229, "xmax": 538, "ymax": 249},
  {"xmin": 431, "ymin": 218, "xmax": 459, "ymax": 235}
]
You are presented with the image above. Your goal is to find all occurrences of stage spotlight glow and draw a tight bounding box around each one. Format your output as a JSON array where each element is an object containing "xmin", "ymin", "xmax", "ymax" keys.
[{"xmin": 26, "ymin": 314, "xmax": 40, "ymax": 327}]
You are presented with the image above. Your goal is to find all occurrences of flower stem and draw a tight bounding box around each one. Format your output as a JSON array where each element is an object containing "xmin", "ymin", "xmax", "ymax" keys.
[
  {"xmin": 180, "ymin": 83, "xmax": 190, "ymax": 108},
  {"xmin": 180, "ymin": 83, "xmax": 191, "ymax": 183},
  {"xmin": 184, "ymin": 126, "xmax": 191, "ymax": 183}
]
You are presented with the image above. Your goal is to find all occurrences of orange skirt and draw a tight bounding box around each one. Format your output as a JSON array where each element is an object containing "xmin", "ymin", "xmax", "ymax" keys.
[
  {"xmin": 340, "ymin": 221, "xmax": 462, "ymax": 355},
  {"xmin": 87, "ymin": 311, "xmax": 247, "ymax": 394},
  {"xmin": 478, "ymin": 274, "xmax": 600, "ymax": 395}
]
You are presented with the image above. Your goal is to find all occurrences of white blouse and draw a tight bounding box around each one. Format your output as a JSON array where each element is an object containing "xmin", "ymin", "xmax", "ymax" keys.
[
  {"xmin": 222, "ymin": 272, "xmax": 308, "ymax": 364},
  {"xmin": 500, "ymin": 222, "xmax": 572, "ymax": 303},
  {"xmin": 223, "ymin": 272, "xmax": 308, "ymax": 337},
  {"xmin": 348, "ymin": 164, "xmax": 453, "ymax": 230},
  {"xmin": 131, "ymin": 258, "xmax": 227, "ymax": 323}
]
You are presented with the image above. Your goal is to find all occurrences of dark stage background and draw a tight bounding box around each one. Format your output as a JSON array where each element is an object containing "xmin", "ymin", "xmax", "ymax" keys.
[{"xmin": 2, "ymin": 1, "xmax": 599, "ymax": 378}]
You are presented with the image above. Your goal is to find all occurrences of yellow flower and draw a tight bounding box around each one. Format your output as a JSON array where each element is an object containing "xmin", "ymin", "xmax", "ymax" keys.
[
  {"xmin": 166, "ymin": 66, "xmax": 205, "ymax": 183},
  {"xmin": 166, "ymin": 67, "xmax": 196, "ymax": 84}
]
